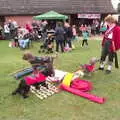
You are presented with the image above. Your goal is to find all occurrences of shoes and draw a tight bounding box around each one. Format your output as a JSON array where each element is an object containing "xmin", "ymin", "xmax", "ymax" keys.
[
  {"xmin": 98, "ymin": 67, "xmax": 104, "ymax": 70},
  {"xmin": 98, "ymin": 67, "xmax": 111, "ymax": 74},
  {"xmin": 105, "ymin": 70, "xmax": 111, "ymax": 74}
]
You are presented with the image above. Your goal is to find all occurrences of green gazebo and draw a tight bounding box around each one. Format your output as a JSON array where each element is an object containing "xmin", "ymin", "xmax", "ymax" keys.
[{"xmin": 33, "ymin": 10, "xmax": 68, "ymax": 20}]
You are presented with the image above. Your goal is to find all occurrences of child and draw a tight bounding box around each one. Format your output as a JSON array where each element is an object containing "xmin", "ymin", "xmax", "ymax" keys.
[
  {"xmin": 14, "ymin": 36, "xmax": 19, "ymax": 47},
  {"xmin": 77, "ymin": 57, "xmax": 99, "ymax": 77},
  {"xmin": 72, "ymin": 25, "xmax": 77, "ymax": 40},
  {"xmin": 81, "ymin": 30, "xmax": 89, "ymax": 47},
  {"xmin": 12, "ymin": 52, "xmax": 55, "ymax": 98},
  {"xmin": 18, "ymin": 32, "xmax": 30, "ymax": 49}
]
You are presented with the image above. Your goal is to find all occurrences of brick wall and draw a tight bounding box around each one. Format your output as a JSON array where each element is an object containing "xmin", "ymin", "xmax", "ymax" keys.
[{"xmin": 5, "ymin": 16, "xmax": 33, "ymax": 27}]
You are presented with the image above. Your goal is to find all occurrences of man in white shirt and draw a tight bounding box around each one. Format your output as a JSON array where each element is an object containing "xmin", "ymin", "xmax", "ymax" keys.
[{"xmin": 4, "ymin": 23, "xmax": 10, "ymax": 40}]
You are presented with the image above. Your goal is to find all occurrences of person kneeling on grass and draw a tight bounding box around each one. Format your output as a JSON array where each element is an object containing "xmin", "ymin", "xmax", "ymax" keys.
[
  {"xmin": 77, "ymin": 57, "xmax": 99, "ymax": 77},
  {"xmin": 12, "ymin": 52, "xmax": 55, "ymax": 99},
  {"xmin": 18, "ymin": 39, "xmax": 30, "ymax": 49}
]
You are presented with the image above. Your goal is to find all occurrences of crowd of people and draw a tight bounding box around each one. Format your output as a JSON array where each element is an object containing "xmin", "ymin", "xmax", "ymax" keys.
[
  {"xmin": 1, "ymin": 19, "xmax": 76, "ymax": 51},
  {"xmin": 0, "ymin": 18, "xmax": 107, "ymax": 51}
]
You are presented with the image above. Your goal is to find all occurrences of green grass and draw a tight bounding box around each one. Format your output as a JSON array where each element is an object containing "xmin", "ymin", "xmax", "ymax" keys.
[{"xmin": 0, "ymin": 40, "xmax": 120, "ymax": 120}]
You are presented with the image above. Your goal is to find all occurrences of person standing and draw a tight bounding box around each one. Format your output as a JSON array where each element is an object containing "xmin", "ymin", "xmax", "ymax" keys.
[
  {"xmin": 91, "ymin": 21, "xmax": 96, "ymax": 36},
  {"xmin": 25, "ymin": 22, "xmax": 32, "ymax": 33},
  {"xmin": 81, "ymin": 30, "xmax": 89, "ymax": 47},
  {"xmin": 79, "ymin": 24, "xmax": 85, "ymax": 36},
  {"xmin": 65, "ymin": 23, "xmax": 73, "ymax": 49},
  {"xmin": 87, "ymin": 25, "xmax": 91, "ymax": 37},
  {"xmin": 55, "ymin": 22, "xmax": 65, "ymax": 52},
  {"xmin": 99, "ymin": 15, "xmax": 120, "ymax": 74},
  {"xmin": 72, "ymin": 25, "xmax": 77, "ymax": 40},
  {"xmin": 8, "ymin": 20, "xmax": 16, "ymax": 39},
  {"xmin": 4, "ymin": 23, "xmax": 10, "ymax": 40}
]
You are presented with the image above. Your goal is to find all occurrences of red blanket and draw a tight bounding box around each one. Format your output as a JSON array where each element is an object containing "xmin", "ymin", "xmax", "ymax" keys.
[{"xmin": 60, "ymin": 78, "xmax": 105, "ymax": 104}]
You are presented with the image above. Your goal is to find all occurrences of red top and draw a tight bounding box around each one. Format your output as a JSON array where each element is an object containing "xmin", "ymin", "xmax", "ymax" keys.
[
  {"xmin": 102, "ymin": 25, "xmax": 120, "ymax": 52},
  {"xmin": 84, "ymin": 64, "xmax": 94, "ymax": 72},
  {"xmin": 24, "ymin": 73, "xmax": 46, "ymax": 85},
  {"xmin": 25, "ymin": 24, "xmax": 32, "ymax": 33}
]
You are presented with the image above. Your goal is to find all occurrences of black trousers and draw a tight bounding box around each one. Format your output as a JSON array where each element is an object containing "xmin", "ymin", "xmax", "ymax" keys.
[
  {"xmin": 100, "ymin": 40, "xmax": 114, "ymax": 64},
  {"xmin": 67, "ymin": 37, "xmax": 72, "ymax": 48},
  {"xmin": 56, "ymin": 40, "xmax": 64, "ymax": 52},
  {"xmin": 14, "ymin": 38, "xmax": 19, "ymax": 47},
  {"xmin": 82, "ymin": 40, "xmax": 88, "ymax": 46},
  {"xmin": 64, "ymin": 35, "xmax": 67, "ymax": 47}
]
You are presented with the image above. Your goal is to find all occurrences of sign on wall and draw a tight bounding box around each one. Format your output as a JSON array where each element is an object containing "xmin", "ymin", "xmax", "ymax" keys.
[{"xmin": 78, "ymin": 14, "xmax": 101, "ymax": 19}]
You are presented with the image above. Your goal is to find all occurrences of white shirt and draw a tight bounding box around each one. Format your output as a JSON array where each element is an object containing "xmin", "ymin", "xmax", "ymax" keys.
[
  {"xmin": 106, "ymin": 24, "xmax": 115, "ymax": 39},
  {"xmin": 4, "ymin": 24, "xmax": 10, "ymax": 33}
]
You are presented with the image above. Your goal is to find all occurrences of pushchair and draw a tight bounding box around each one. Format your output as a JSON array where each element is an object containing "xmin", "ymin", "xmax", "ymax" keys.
[{"xmin": 38, "ymin": 34, "xmax": 54, "ymax": 53}]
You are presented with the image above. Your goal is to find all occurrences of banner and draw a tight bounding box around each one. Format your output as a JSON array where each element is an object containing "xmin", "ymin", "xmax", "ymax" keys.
[{"xmin": 78, "ymin": 14, "xmax": 101, "ymax": 19}]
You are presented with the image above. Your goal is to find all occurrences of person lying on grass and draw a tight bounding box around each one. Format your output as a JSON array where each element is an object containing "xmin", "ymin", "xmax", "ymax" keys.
[{"xmin": 12, "ymin": 52, "xmax": 55, "ymax": 99}]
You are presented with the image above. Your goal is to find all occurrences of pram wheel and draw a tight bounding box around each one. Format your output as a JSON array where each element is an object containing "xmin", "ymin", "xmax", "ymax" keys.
[
  {"xmin": 38, "ymin": 49, "xmax": 45, "ymax": 53},
  {"xmin": 38, "ymin": 50, "xmax": 41, "ymax": 53}
]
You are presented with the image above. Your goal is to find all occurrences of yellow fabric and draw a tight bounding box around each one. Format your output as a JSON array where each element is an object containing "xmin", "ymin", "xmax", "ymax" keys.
[{"xmin": 62, "ymin": 73, "xmax": 73, "ymax": 87}]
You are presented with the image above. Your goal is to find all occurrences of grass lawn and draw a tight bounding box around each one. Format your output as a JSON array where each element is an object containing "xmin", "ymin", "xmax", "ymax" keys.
[{"xmin": 0, "ymin": 39, "xmax": 120, "ymax": 120}]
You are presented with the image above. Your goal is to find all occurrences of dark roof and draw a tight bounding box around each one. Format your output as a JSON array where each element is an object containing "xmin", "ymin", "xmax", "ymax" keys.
[{"xmin": 0, "ymin": 0, "xmax": 116, "ymax": 15}]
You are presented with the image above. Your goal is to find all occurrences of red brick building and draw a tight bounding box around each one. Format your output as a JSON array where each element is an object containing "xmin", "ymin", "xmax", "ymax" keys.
[{"xmin": 0, "ymin": 0, "xmax": 116, "ymax": 26}]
